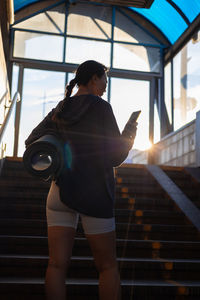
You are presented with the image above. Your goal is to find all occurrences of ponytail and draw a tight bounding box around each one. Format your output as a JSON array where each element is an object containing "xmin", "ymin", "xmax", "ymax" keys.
[
  {"xmin": 52, "ymin": 78, "xmax": 77, "ymax": 124},
  {"xmin": 65, "ymin": 78, "xmax": 77, "ymax": 97}
]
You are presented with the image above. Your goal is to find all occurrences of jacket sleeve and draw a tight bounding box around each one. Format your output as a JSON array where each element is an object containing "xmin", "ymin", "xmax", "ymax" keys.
[
  {"xmin": 103, "ymin": 103, "xmax": 134, "ymax": 167},
  {"xmin": 25, "ymin": 108, "xmax": 58, "ymax": 147}
]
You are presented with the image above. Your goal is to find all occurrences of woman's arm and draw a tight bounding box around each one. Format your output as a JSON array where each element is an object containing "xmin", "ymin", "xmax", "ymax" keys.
[{"xmin": 103, "ymin": 103, "xmax": 136, "ymax": 167}]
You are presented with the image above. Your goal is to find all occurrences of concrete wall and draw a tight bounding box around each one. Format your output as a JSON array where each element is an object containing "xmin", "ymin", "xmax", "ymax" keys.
[
  {"xmin": 0, "ymin": 0, "xmax": 11, "ymax": 87},
  {"xmin": 131, "ymin": 118, "xmax": 197, "ymax": 167},
  {"xmin": 153, "ymin": 120, "xmax": 195, "ymax": 166},
  {"xmin": 0, "ymin": 0, "xmax": 10, "ymax": 101},
  {"xmin": 0, "ymin": 1, "xmax": 12, "ymax": 158},
  {"xmin": 0, "ymin": 27, "xmax": 9, "ymax": 102}
]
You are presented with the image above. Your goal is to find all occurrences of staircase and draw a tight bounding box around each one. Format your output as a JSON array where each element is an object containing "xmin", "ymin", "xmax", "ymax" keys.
[{"xmin": 1, "ymin": 157, "xmax": 200, "ymax": 299}]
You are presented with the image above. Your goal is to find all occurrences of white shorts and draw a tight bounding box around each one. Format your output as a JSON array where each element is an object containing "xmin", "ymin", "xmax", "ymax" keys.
[{"xmin": 46, "ymin": 181, "xmax": 115, "ymax": 235}]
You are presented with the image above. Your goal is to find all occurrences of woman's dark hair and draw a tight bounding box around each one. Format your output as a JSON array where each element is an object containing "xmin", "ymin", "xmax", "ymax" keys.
[
  {"xmin": 52, "ymin": 60, "xmax": 107, "ymax": 124},
  {"xmin": 65, "ymin": 60, "xmax": 107, "ymax": 97}
]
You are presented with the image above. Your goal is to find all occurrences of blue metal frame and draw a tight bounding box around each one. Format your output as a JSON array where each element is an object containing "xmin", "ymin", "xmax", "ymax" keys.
[
  {"xmin": 171, "ymin": 59, "xmax": 174, "ymax": 131},
  {"xmin": 13, "ymin": 26, "xmax": 164, "ymax": 50},
  {"xmin": 107, "ymin": 6, "xmax": 115, "ymax": 103},
  {"xmin": 91, "ymin": 17, "xmax": 110, "ymax": 40},
  {"xmin": 44, "ymin": 11, "xmax": 63, "ymax": 34},
  {"xmin": 63, "ymin": 2, "xmax": 69, "ymax": 63}
]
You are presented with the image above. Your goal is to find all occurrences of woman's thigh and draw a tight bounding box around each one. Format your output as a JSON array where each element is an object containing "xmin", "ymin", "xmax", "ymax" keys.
[
  {"xmin": 46, "ymin": 182, "xmax": 78, "ymax": 268},
  {"xmin": 47, "ymin": 226, "xmax": 76, "ymax": 269}
]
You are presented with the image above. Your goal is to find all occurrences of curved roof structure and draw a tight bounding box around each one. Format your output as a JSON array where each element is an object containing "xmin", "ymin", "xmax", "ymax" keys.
[
  {"xmin": 131, "ymin": 0, "xmax": 200, "ymax": 44},
  {"xmin": 14, "ymin": 0, "xmax": 200, "ymax": 45}
]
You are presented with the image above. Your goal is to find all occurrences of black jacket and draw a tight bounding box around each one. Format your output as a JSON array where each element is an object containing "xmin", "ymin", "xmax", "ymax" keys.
[{"xmin": 25, "ymin": 95, "xmax": 133, "ymax": 218}]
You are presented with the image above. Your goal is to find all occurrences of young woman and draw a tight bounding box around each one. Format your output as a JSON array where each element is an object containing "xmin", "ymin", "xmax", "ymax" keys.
[{"xmin": 25, "ymin": 60, "xmax": 137, "ymax": 300}]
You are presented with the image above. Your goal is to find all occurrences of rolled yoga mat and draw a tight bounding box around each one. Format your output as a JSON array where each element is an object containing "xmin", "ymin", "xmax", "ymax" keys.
[{"xmin": 23, "ymin": 134, "xmax": 64, "ymax": 180}]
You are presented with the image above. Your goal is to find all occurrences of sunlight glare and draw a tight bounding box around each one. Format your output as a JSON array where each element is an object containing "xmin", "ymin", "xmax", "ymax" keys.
[{"xmin": 134, "ymin": 139, "xmax": 152, "ymax": 151}]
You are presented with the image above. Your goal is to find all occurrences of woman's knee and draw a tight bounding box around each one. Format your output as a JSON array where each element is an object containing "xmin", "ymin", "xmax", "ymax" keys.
[
  {"xmin": 48, "ymin": 256, "xmax": 71, "ymax": 271},
  {"xmin": 95, "ymin": 258, "xmax": 119, "ymax": 274}
]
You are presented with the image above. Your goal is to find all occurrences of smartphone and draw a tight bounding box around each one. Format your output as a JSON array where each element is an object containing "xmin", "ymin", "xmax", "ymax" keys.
[{"xmin": 128, "ymin": 110, "xmax": 141, "ymax": 123}]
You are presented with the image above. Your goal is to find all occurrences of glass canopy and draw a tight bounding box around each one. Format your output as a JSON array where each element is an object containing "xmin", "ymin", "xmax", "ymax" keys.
[{"xmin": 14, "ymin": 0, "xmax": 200, "ymax": 45}]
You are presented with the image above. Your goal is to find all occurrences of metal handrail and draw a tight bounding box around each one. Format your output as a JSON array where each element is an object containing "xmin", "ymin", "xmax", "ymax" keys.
[
  {"xmin": 0, "ymin": 92, "xmax": 20, "ymax": 144},
  {"xmin": 0, "ymin": 90, "xmax": 8, "ymax": 106}
]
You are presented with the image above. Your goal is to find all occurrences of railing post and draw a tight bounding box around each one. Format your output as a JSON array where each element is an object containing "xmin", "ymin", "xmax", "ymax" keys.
[{"xmin": 13, "ymin": 65, "xmax": 24, "ymax": 157}]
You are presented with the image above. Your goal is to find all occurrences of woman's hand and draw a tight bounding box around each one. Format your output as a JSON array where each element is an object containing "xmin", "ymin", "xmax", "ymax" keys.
[{"xmin": 122, "ymin": 121, "xmax": 138, "ymax": 140}]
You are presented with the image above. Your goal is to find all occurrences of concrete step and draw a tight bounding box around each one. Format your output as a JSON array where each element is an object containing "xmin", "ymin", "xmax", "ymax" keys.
[
  {"xmin": 0, "ymin": 178, "xmax": 50, "ymax": 189},
  {"xmin": 1, "ymin": 254, "xmax": 200, "ymax": 281},
  {"xmin": 0, "ymin": 183, "xmax": 165, "ymax": 200},
  {"xmin": 0, "ymin": 175, "xmax": 159, "ymax": 188},
  {"xmin": 0, "ymin": 218, "xmax": 198, "ymax": 241},
  {"xmin": 1, "ymin": 235, "xmax": 200, "ymax": 259},
  {"xmin": 0, "ymin": 195, "xmax": 176, "ymax": 211},
  {"xmin": 0, "ymin": 205, "xmax": 188, "ymax": 225},
  {"xmin": 0, "ymin": 277, "xmax": 200, "ymax": 299},
  {"xmin": 115, "ymin": 165, "xmax": 150, "ymax": 176}
]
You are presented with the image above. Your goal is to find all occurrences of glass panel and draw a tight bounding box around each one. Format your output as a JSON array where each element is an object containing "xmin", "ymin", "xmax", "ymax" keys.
[
  {"xmin": 114, "ymin": 10, "xmax": 159, "ymax": 45},
  {"xmin": 67, "ymin": 3, "xmax": 112, "ymax": 39},
  {"xmin": 173, "ymin": 50, "xmax": 181, "ymax": 130},
  {"xmin": 110, "ymin": 78, "xmax": 150, "ymax": 150},
  {"xmin": 14, "ymin": 31, "xmax": 64, "ymax": 62},
  {"xmin": 18, "ymin": 69, "xmax": 65, "ymax": 156},
  {"xmin": 131, "ymin": 0, "xmax": 188, "ymax": 44},
  {"xmin": 113, "ymin": 43, "xmax": 160, "ymax": 72},
  {"xmin": 173, "ymin": 34, "xmax": 200, "ymax": 130},
  {"xmin": 65, "ymin": 38, "xmax": 111, "ymax": 67},
  {"xmin": 154, "ymin": 102, "xmax": 160, "ymax": 143},
  {"xmin": 11, "ymin": 64, "xmax": 19, "ymax": 98},
  {"xmin": 66, "ymin": 73, "xmax": 78, "ymax": 97},
  {"xmin": 13, "ymin": 4, "xmax": 65, "ymax": 33},
  {"xmin": 164, "ymin": 62, "xmax": 172, "ymax": 124}
]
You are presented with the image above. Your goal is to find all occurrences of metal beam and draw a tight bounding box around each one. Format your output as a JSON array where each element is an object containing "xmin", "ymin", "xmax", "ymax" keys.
[
  {"xmin": 165, "ymin": 14, "xmax": 200, "ymax": 64},
  {"xmin": 12, "ymin": 26, "xmax": 163, "ymax": 49},
  {"xmin": 149, "ymin": 78, "xmax": 155, "ymax": 144},
  {"xmin": 108, "ymin": 68, "xmax": 161, "ymax": 80},
  {"xmin": 147, "ymin": 165, "xmax": 200, "ymax": 232},
  {"xmin": 11, "ymin": 57, "xmax": 162, "ymax": 80},
  {"xmin": 148, "ymin": 78, "xmax": 155, "ymax": 164},
  {"xmin": 86, "ymin": 0, "xmax": 155, "ymax": 8},
  {"xmin": 110, "ymin": 6, "xmax": 115, "ymax": 68}
]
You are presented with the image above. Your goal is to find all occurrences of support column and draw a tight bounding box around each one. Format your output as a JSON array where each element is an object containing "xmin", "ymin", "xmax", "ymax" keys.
[
  {"xmin": 148, "ymin": 78, "xmax": 155, "ymax": 164},
  {"xmin": 195, "ymin": 111, "xmax": 200, "ymax": 167}
]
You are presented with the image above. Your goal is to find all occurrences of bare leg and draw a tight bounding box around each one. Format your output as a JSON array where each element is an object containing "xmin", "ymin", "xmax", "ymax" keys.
[
  {"xmin": 45, "ymin": 226, "xmax": 75, "ymax": 300},
  {"xmin": 86, "ymin": 231, "xmax": 121, "ymax": 300}
]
